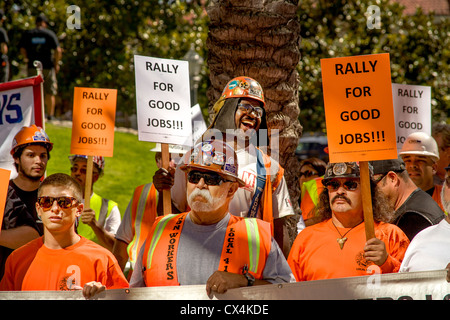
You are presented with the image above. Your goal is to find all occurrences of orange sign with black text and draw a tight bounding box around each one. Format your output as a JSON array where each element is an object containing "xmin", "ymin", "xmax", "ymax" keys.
[
  {"xmin": 0, "ymin": 168, "xmax": 11, "ymax": 231},
  {"xmin": 321, "ymin": 53, "xmax": 397, "ymax": 163},
  {"xmin": 70, "ymin": 87, "xmax": 117, "ymax": 157}
]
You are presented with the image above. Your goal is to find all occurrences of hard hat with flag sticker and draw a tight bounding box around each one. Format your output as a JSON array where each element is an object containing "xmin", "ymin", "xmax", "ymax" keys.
[
  {"xmin": 220, "ymin": 76, "xmax": 265, "ymax": 107},
  {"xmin": 10, "ymin": 124, "xmax": 53, "ymax": 156},
  {"xmin": 180, "ymin": 139, "xmax": 245, "ymax": 187}
]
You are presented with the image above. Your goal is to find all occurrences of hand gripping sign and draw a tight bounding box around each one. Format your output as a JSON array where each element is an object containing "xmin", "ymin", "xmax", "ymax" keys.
[
  {"xmin": 134, "ymin": 55, "xmax": 192, "ymax": 215},
  {"xmin": 70, "ymin": 87, "xmax": 117, "ymax": 208},
  {"xmin": 321, "ymin": 53, "xmax": 397, "ymax": 240}
]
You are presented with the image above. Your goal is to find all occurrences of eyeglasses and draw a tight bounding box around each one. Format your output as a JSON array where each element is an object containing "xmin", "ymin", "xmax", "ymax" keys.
[
  {"xmin": 187, "ymin": 170, "xmax": 234, "ymax": 186},
  {"xmin": 237, "ymin": 103, "xmax": 263, "ymax": 118},
  {"xmin": 299, "ymin": 170, "xmax": 318, "ymax": 178},
  {"xmin": 323, "ymin": 179, "xmax": 359, "ymax": 191},
  {"xmin": 37, "ymin": 196, "xmax": 79, "ymax": 210}
]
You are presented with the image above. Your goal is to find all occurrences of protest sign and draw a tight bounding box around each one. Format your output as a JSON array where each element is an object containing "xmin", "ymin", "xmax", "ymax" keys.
[
  {"xmin": 70, "ymin": 87, "xmax": 117, "ymax": 157},
  {"xmin": 321, "ymin": 53, "xmax": 397, "ymax": 240},
  {"xmin": 392, "ymin": 83, "xmax": 431, "ymax": 152},
  {"xmin": 0, "ymin": 76, "xmax": 44, "ymax": 177},
  {"xmin": 0, "ymin": 168, "xmax": 11, "ymax": 231},
  {"xmin": 70, "ymin": 87, "xmax": 117, "ymax": 208},
  {"xmin": 134, "ymin": 55, "xmax": 192, "ymax": 146},
  {"xmin": 321, "ymin": 53, "xmax": 397, "ymax": 163}
]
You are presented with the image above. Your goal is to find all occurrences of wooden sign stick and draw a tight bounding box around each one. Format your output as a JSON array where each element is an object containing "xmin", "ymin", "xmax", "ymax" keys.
[
  {"xmin": 360, "ymin": 161, "xmax": 376, "ymax": 240},
  {"xmin": 161, "ymin": 143, "xmax": 172, "ymax": 216},
  {"xmin": 84, "ymin": 156, "xmax": 94, "ymax": 210}
]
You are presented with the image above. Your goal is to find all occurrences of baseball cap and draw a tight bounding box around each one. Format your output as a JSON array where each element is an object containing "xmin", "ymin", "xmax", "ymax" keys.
[
  {"xmin": 370, "ymin": 159, "xmax": 406, "ymax": 175},
  {"xmin": 322, "ymin": 162, "xmax": 372, "ymax": 183}
]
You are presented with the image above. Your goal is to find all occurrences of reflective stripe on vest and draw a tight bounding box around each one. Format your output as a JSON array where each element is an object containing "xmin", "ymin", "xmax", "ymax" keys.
[
  {"xmin": 142, "ymin": 213, "xmax": 271, "ymax": 286},
  {"xmin": 127, "ymin": 183, "xmax": 158, "ymax": 264}
]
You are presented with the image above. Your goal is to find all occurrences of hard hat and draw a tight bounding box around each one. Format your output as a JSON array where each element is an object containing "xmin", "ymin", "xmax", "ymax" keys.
[
  {"xmin": 399, "ymin": 132, "xmax": 440, "ymax": 162},
  {"xmin": 10, "ymin": 124, "xmax": 53, "ymax": 156},
  {"xmin": 69, "ymin": 155, "xmax": 105, "ymax": 172},
  {"xmin": 180, "ymin": 139, "xmax": 245, "ymax": 187},
  {"xmin": 322, "ymin": 162, "xmax": 373, "ymax": 184},
  {"xmin": 219, "ymin": 76, "xmax": 265, "ymax": 107}
]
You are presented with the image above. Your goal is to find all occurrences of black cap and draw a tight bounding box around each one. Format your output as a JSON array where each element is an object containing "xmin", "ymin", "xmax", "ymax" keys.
[
  {"xmin": 323, "ymin": 162, "xmax": 372, "ymax": 183},
  {"xmin": 36, "ymin": 13, "xmax": 49, "ymax": 24},
  {"xmin": 370, "ymin": 159, "xmax": 406, "ymax": 175}
]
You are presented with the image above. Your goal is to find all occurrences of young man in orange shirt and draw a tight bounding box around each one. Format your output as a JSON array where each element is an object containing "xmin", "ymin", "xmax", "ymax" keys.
[
  {"xmin": 0, "ymin": 173, "xmax": 128, "ymax": 299},
  {"xmin": 288, "ymin": 162, "xmax": 410, "ymax": 281}
]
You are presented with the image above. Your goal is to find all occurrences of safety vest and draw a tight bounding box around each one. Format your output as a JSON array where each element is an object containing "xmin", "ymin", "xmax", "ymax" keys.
[
  {"xmin": 126, "ymin": 183, "xmax": 158, "ymax": 264},
  {"xmin": 77, "ymin": 193, "xmax": 117, "ymax": 245},
  {"xmin": 432, "ymin": 184, "xmax": 444, "ymax": 212},
  {"xmin": 248, "ymin": 148, "xmax": 284, "ymax": 235},
  {"xmin": 300, "ymin": 177, "xmax": 324, "ymax": 221},
  {"xmin": 142, "ymin": 212, "xmax": 272, "ymax": 287}
]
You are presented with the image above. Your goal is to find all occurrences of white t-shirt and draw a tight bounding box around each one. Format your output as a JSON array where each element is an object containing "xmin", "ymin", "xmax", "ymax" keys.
[
  {"xmin": 399, "ymin": 219, "xmax": 450, "ymax": 272},
  {"xmin": 171, "ymin": 144, "xmax": 295, "ymax": 220}
]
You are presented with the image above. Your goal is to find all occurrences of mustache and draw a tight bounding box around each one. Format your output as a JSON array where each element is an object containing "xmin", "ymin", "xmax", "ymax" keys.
[
  {"xmin": 331, "ymin": 194, "xmax": 352, "ymax": 205},
  {"xmin": 188, "ymin": 188, "xmax": 213, "ymax": 204}
]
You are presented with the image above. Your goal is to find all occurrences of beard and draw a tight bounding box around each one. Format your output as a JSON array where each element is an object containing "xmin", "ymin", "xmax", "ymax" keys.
[{"xmin": 187, "ymin": 188, "xmax": 227, "ymax": 213}]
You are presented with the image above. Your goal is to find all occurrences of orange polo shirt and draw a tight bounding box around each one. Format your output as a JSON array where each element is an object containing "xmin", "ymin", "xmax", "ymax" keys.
[{"xmin": 287, "ymin": 219, "xmax": 409, "ymax": 281}]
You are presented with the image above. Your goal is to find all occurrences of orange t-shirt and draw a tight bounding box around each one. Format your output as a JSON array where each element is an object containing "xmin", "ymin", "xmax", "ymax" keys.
[
  {"xmin": 287, "ymin": 219, "xmax": 410, "ymax": 282},
  {"xmin": 0, "ymin": 236, "xmax": 129, "ymax": 291}
]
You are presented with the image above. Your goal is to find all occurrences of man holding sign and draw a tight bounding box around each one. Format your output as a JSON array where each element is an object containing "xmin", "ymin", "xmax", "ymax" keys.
[{"xmin": 288, "ymin": 162, "xmax": 409, "ymax": 281}]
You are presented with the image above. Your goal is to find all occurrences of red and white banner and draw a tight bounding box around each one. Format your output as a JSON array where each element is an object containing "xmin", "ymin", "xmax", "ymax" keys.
[{"xmin": 0, "ymin": 76, "xmax": 44, "ymax": 177}]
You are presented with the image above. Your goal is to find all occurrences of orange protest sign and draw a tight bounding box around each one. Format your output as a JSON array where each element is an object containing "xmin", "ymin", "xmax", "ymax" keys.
[
  {"xmin": 0, "ymin": 168, "xmax": 11, "ymax": 231},
  {"xmin": 70, "ymin": 87, "xmax": 117, "ymax": 157},
  {"xmin": 321, "ymin": 53, "xmax": 397, "ymax": 163}
]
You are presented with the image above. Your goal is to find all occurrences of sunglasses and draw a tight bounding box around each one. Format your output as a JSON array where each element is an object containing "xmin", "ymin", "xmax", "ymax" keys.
[
  {"xmin": 187, "ymin": 170, "xmax": 234, "ymax": 186},
  {"xmin": 299, "ymin": 170, "xmax": 318, "ymax": 178},
  {"xmin": 323, "ymin": 179, "xmax": 359, "ymax": 191},
  {"xmin": 237, "ymin": 103, "xmax": 263, "ymax": 118},
  {"xmin": 37, "ymin": 196, "xmax": 79, "ymax": 210}
]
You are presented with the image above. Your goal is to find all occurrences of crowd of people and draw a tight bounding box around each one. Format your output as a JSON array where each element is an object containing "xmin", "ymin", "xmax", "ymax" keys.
[{"xmin": 0, "ymin": 75, "xmax": 448, "ymax": 300}]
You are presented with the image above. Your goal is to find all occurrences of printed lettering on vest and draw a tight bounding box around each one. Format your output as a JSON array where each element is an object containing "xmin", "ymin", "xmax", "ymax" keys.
[
  {"xmin": 164, "ymin": 215, "xmax": 184, "ymax": 280},
  {"xmin": 223, "ymin": 227, "xmax": 236, "ymax": 272}
]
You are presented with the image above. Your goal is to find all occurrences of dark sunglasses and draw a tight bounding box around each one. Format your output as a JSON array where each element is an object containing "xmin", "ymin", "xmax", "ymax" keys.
[
  {"xmin": 299, "ymin": 170, "xmax": 318, "ymax": 178},
  {"xmin": 323, "ymin": 179, "xmax": 359, "ymax": 191},
  {"xmin": 237, "ymin": 103, "xmax": 263, "ymax": 118},
  {"xmin": 187, "ymin": 170, "xmax": 233, "ymax": 186},
  {"xmin": 37, "ymin": 196, "xmax": 79, "ymax": 210}
]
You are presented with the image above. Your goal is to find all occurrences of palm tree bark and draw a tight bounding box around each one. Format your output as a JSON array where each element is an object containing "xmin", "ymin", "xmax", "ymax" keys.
[{"xmin": 206, "ymin": 0, "xmax": 303, "ymax": 242}]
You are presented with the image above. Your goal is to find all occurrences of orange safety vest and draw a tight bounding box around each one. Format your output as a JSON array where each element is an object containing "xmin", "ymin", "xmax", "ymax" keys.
[
  {"xmin": 255, "ymin": 148, "xmax": 284, "ymax": 236},
  {"xmin": 142, "ymin": 212, "xmax": 272, "ymax": 287},
  {"xmin": 126, "ymin": 183, "xmax": 158, "ymax": 265},
  {"xmin": 432, "ymin": 184, "xmax": 444, "ymax": 212}
]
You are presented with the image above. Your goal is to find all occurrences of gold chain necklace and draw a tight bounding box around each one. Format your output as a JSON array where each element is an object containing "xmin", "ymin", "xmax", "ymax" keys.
[{"xmin": 331, "ymin": 221, "xmax": 363, "ymax": 250}]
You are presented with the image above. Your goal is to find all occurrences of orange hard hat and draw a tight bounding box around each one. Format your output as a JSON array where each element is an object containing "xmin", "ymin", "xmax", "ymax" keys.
[
  {"xmin": 180, "ymin": 139, "xmax": 245, "ymax": 187},
  {"xmin": 220, "ymin": 76, "xmax": 265, "ymax": 107},
  {"xmin": 10, "ymin": 125, "xmax": 53, "ymax": 156}
]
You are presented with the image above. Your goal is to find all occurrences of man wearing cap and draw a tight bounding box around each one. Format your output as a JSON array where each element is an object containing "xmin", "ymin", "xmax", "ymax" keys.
[
  {"xmin": 155, "ymin": 76, "xmax": 301, "ymax": 256},
  {"xmin": 69, "ymin": 155, "xmax": 121, "ymax": 251},
  {"xmin": 1, "ymin": 125, "xmax": 51, "ymax": 279},
  {"xmin": 371, "ymin": 158, "xmax": 444, "ymax": 241},
  {"xmin": 399, "ymin": 132, "xmax": 444, "ymax": 211},
  {"xmin": 130, "ymin": 139, "xmax": 294, "ymax": 294},
  {"xmin": 288, "ymin": 162, "xmax": 409, "ymax": 281},
  {"xmin": 399, "ymin": 165, "xmax": 450, "ymax": 273}
]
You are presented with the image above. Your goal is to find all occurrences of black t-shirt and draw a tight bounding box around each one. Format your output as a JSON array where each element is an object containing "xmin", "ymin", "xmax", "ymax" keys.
[
  {"xmin": 19, "ymin": 27, "xmax": 59, "ymax": 69},
  {"xmin": 0, "ymin": 185, "xmax": 39, "ymax": 280},
  {"xmin": 8, "ymin": 180, "xmax": 43, "ymax": 235}
]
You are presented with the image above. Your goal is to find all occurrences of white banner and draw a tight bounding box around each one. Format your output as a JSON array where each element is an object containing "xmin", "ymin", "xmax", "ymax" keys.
[
  {"xmin": 1, "ymin": 270, "xmax": 449, "ymax": 300},
  {"xmin": 134, "ymin": 55, "xmax": 192, "ymax": 145},
  {"xmin": 392, "ymin": 83, "xmax": 431, "ymax": 153},
  {"xmin": 0, "ymin": 76, "xmax": 44, "ymax": 178}
]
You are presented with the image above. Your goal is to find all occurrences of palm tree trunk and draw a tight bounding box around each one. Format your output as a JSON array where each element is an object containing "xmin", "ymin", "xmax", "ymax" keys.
[{"xmin": 206, "ymin": 0, "xmax": 303, "ymax": 241}]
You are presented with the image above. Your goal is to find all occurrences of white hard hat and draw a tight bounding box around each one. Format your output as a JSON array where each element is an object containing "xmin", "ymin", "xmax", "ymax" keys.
[{"xmin": 399, "ymin": 132, "xmax": 440, "ymax": 162}]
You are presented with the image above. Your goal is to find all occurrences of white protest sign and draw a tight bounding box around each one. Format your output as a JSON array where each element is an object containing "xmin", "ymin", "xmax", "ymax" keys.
[
  {"xmin": 392, "ymin": 83, "xmax": 431, "ymax": 152},
  {"xmin": 134, "ymin": 55, "xmax": 192, "ymax": 145}
]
